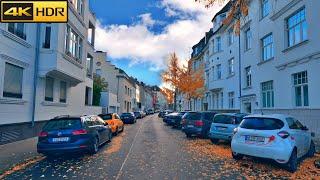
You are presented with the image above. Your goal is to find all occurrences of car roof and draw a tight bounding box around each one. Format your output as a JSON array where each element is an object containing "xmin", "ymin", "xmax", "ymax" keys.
[
  {"xmin": 244, "ymin": 114, "xmax": 291, "ymax": 120},
  {"xmin": 216, "ymin": 113, "xmax": 248, "ymax": 117}
]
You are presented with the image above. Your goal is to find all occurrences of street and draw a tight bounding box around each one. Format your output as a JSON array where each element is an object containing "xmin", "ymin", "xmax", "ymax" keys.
[{"xmin": 1, "ymin": 114, "xmax": 319, "ymax": 179}]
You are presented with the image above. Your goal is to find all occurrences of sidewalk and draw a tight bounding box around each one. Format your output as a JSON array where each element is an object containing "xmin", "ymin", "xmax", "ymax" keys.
[{"xmin": 0, "ymin": 137, "xmax": 40, "ymax": 174}]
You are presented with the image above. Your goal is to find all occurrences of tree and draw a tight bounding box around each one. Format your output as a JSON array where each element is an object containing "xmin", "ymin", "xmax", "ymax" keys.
[
  {"xmin": 160, "ymin": 87, "xmax": 174, "ymax": 105},
  {"xmin": 179, "ymin": 60, "xmax": 205, "ymax": 110},
  {"xmin": 161, "ymin": 53, "xmax": 183, "ymax": 110},
  {"xmin": 195, "ymin": 0, "xmax": 249, "ymax": 35},
  {"xmin": 92, "ymin": 74, "xmax": 108, "ymax": 106}
]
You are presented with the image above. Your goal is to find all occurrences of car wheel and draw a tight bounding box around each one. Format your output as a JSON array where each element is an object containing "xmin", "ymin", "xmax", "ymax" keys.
[
  {"xmin": 114, "ymin": 128, "xmax": 119, "ymax": 136},
  {"xmin": 120, "ymin": 125, "xmax": 124, "ymax": 132},
  {"xmin": 108, "ymin": 132, "xmax": 112, "ymax": 142},
  {"xmin": 232, "ymin": 151, "xmax": 243, "ymax": 160},
  {"xmin": 307, "ymin": 140, "xmax": 316, "ymax": 157},
  {"xmin": 186, "ymin": 133, "xmax": 192, "ymax": 138},
  {"xmin": 286, "ymin": 149, "xmax": 298, "ymax": 173},
  {"xmin": 210, "ymin": 138, "xmax": 219, "ymax": 144},
  {"xmin": 90, "ymin": 137, "xmax": 99, "ymax": 154}
]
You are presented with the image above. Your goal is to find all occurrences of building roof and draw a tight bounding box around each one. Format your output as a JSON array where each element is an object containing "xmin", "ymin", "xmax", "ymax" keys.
[{"xmin": 211, "ymin": 1, "xmax": 232, "ymax": 22}]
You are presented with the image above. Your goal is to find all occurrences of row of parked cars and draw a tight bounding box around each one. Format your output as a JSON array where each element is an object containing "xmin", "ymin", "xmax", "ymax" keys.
[
  {"xmin": 161, "ymin": 111, "xmax": 316, "ymax": 172},
  {"xmin": 37, "ymin": 111, "xmax": 153, "ymax": 156}
]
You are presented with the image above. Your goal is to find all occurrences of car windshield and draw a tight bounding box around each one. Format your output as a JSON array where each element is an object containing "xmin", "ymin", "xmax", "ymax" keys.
[
  {"xmin": 185, "ymin": 113, "xmax": 201, "ymax": 120},
  {"xmin": 240, "ymin": 118, "xmax": 284, "ymax": 130},
  {"xmin": 43, "ymin": 118, "xmax": 82, "ymax": 131},
  {"xmin": 214, "ymin": 115, "xmax": 236, "ymax": 124},
  {"xmin": 99, "ymin": 114, "xmax": 112, "ymax": 120},
  {"xmin": 121, "ymin": 113, "xmax": 132, "ymax": 116}
]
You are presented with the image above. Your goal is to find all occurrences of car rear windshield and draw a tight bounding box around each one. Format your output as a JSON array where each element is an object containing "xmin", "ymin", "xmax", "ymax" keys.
[
  {"xmin": 240, "ymin": 118, "xmax": 284, "ymax": 130},
  {"xmin": 43, "ymin": 118, "xmax": 82, "ymax": 131},
  {"xmin": 185, "ymin": 113, "xmax": 201, "ymax": 120},
  {"xmin": 99, "ymin": 114, "xmax": 112, "ymax": 120},
  {"xmin": 122, "ymin": 113, "xmax": 132, "ymax": 116},
  {"xmin": 202, "ymin": 112, "xmax": 215, "ymax": 121},
  {"xmin": 214, "ymin": 115, "xmax": 237, "ymax": 124}
]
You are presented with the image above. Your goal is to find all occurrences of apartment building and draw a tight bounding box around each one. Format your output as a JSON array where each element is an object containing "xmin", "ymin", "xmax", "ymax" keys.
[
  {"xmin": 0, "ymin": 0, "xmax": 101, "ymax": 143},
  {"xmin": 187, "ymin": 0, "xmax": 320, "ymax": 137},
  {"xmin": 94, "ymin": 51, "xmax": 120, "ymax": 113},
  {"xmin": 116, "ymin": 69, "xmax": 136, "ymax": 113}
]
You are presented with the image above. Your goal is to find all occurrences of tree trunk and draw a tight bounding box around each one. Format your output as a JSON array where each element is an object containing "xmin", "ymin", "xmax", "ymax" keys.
[{"xmin": 174, "ymin": 89, "xmax": 177, "ymax": 111}]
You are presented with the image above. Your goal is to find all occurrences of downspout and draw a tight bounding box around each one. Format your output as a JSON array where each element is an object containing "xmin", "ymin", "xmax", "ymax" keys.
[
  {"xmin": 238, "ymin": 20, "xmax": 242, "ymax": 113},
  {"xmin": 31, "ymin": 24, "xmax": 41, "ymax": 127}
]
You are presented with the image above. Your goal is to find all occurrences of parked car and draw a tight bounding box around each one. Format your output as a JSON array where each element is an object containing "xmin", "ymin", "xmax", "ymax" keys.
[
  {"xmin": 231, "ymin": 114, "xmax": 316, "ymax": 172},
  {"xmin": 158, "ymin": 110, "xmax": 173, "ymax": 118},
  {"xmin": 37, "ymin": 115, "xmax": 112, "ymax": 156},
  {"xmin": 140, "ymin": 111, "xmax": 146, "ymax": 117},
  {"xmin": 98, "ymin": 113, "xmax": 124, "ymax": 135},
  {"xmin": 134, "ymin": 111, "xmax": 143, "ymax": 119},
  {"xmin": 209, "ymin": 113, "xmax": 248, "ymax": 143},
  {"xmin": 164, "ymin": 112, "xmax": 188, "ymax": 128},
  {"xmin": 147, "ymin": 109, "xmax": 155, "ymax": 114},
  {"xmin": 181, "ymin": 111, "xmax": 216, "ymax": 138},
  {"xmin": 120, "ymin": 112, "xmax": 136, "ymax": 124}
]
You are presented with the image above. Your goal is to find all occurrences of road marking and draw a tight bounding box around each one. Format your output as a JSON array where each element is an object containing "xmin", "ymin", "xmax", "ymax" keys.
[{"xmin": 115, "ymin": 115, "xmax": 149, "ymax": 180}]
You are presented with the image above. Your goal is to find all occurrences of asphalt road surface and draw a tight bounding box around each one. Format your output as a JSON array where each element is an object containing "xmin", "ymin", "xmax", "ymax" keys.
[{"xmin": 3, "ymin": 114, "xmax": 319, "ymax": 179}]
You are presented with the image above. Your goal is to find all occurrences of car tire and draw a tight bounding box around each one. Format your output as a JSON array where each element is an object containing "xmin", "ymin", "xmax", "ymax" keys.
[
  {"xmin": 90, "ymin": 137, "xmax": 99, "ymax": 154},
  {"xmin": 307, "ymin": 140, "xmax": 316, "ymax": 157},
  {"xmin": 232, "ymin": 151, "xmax": 243, "ymax": 160},
  {"xmin": 114, "ymin": 128, "xmax": 119, "ymax": 136},
  {"xmin": 186, "ymin": 133, "xmax": 192, "ymax": 138},
  {"xmin": 108, "ymin": 132, "xmax": 112, "ymax": 142},
  {"xmin": 120, "ymin": 126, "xmax": 124, "ymax": 133},
  {"xmin": 210, "ymin": 138, "xmax": 219, "ymax": 144},
  {"xmin": 286, "ymin": 149, "xmax": 298, "ymax": 173}
]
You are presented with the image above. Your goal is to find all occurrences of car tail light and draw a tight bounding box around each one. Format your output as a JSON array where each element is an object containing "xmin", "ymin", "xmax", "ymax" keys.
[
  {"xmin": 38, "ymin": 131, "xmax": 48, "ymax": 137},
  {"xmin": 268, "ymin": 135, "xmax": 276, "ymax": 143},
  {"xmin": 194, "ymin": 120, "xmax": 204, "ymax": 127},
  {"xmin": 72, "ymin": 129, "xmax": 87, "ymax": 135},
  {"xmin": 277, "ymin": 131, "xmax": 290, "ymax": 139}
]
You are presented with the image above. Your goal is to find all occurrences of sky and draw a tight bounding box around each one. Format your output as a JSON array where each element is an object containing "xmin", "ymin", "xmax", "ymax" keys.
[{"xmin": 91, "ymin": 0, "xmax": 224, "ymax": 86}]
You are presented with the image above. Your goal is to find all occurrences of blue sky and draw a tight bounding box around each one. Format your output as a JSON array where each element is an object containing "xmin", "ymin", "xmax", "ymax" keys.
[{"xmin": 91, "ymin": 0, "xmax": 221, "ymax": 86}]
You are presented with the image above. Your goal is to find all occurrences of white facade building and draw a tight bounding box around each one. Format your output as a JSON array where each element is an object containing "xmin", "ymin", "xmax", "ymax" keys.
[
  {"xmin": 0, "ymin": 0, "xmax": 101, "ymax": 143},
  {"xmin": 188, "ymin": 0, "xmax": 320, "ymax": 138}
]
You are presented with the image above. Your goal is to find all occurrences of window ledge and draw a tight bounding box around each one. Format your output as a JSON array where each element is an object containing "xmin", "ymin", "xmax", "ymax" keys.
[
  {"xmin": 282, "ymin": 40, "xmax": 309, "ymax": 53},
  {"xmin": 257, "ymin": 57, "xmax": 274, "ymax": 66},
  {"xmin": 226, "ymin": 74, "xmax": 235, "ymax": 79},
  {"xmin": 41, "ymin": 101, "xmax": 68, "ymax": 107},
  {"xmin": 0, "ymin": 29, "xmax": 31, "ymax": 48},
  {"xmin": 0, "ymin": 98, "xmax": 27, "ymax": 105},
  {"xmin": 62, "ymin": 53, "xmax": 83, "ymax": 69},
  {"xmin": 242, "ymin": 86, "xmax": 252, "ymax": 90}
]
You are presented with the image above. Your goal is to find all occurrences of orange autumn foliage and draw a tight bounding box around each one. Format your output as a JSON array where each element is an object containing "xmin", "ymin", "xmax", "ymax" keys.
[
  {"xmin": 160, "ymin": 87, "xmax": 174, "ymax": 104},
  {"xmin": 161, "ymin": 53, "xmax": 181, "ymax": 89}
]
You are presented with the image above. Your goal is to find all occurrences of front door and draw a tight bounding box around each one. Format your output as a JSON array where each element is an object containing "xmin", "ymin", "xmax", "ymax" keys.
[{"xmin": 244, "ymin": 102, "xmax": 252, "ymax": 113}]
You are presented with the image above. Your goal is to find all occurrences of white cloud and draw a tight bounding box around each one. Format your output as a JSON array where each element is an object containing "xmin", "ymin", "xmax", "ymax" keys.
[{"xmin": 95, "ymin": 0, "xmax": 224, "ymax": 71}]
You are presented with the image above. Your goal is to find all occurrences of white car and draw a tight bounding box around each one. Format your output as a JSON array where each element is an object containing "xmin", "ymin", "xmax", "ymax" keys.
[{"xmin": 231, "ymin": 114, "xmax": 316, "ymax": 172}]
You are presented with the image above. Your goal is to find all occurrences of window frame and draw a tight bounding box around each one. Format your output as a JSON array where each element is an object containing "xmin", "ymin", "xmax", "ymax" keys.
[
  {"xmin": 216, "ymin": 64, "xmax": 222, "ymax": 80},
  {"xmin": 3, "ymin": 62, "xmax": 24, "ymax": 99},
  {"xmin": 261, "ymin": 0, "xmax": 270, "ymax": 18},
  {"xmin": 228, "ymin": 58, "xmax": 235, "ymax": 76},
  {"xmin": 45, "ymin": 77, "xmax": 54, "ymax": 102},
  {"xmin": 286, "ymin": 7, "xmax": 307, "ymax": 48},
  {"xmin": 59, "ymin": 81, "xmax": 67, "ymax": 103},
  {"xmin": 228, "ymin": 92, "xmax": 235, "ymax": 109},
  {"xmin": 245, "ymin": 66, "xmax": 252, "ymax": 88},
  {"xmin": 292, "ymin": 71, "xmax": 309, "ymax": 107},
  {"xmin": 7, "ymin": 23, "xmax": 26, "ymax": 40},
  {"xmin": 245, "ymin": 28, "xmax": 252, "ymax": 51},
  {"xmin": 261, "ymin": 80, "xmax": 274, "ymax": 108},
  {"xmin": 261, "ymin": 33, "xmax": 274, "ymax": 61}
]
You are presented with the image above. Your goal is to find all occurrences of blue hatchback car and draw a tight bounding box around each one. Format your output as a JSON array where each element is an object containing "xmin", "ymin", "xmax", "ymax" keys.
[
  {"xmin": 208, "ymin": 113, "xmax": 248, "ymax": 143},
  {"xmin": 37, "ymin": 115, "xmax": 112, "ymax": 156}
]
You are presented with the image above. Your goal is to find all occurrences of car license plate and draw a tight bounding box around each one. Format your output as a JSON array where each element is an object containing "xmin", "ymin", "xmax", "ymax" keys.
[
  {"xmin": 245, "ymin": 136, "xmax": 264, "ymax": 142},
  {"xmin": 52, "ymin": 137, "xmax": 69, "ymax": 142},
  {"xmin": 217, "ymin": 127, "xmax": 226, "ymax": 131},
  {"xmin": 187, "ymin": 125, "xmax": 194, "ymax": 128}
]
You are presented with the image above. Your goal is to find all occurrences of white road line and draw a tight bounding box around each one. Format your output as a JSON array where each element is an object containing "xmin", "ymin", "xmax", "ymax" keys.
[{"xmin": 115, "ymin": 115, "xmax": 149, "ymax": 180}]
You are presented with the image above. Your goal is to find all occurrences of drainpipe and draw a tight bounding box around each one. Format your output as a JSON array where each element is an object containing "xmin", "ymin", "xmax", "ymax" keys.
[
  {"xmin": 238, "ymin": 23, "xmax": 242, "ymax": 113},
  {"xmin": 31, "ymin": 24, "xmax": 41, "ymax": 127}
]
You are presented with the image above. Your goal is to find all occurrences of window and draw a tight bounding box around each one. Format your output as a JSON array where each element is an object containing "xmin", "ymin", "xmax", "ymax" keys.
[
  {"xmin": 286, "ymin": 118, "xmax": 304, "ymax": 130},
  {"xmin": 70, "ymin": 0, "xmax": 84, "ymax": 16},
  {"xmin": 261, "ymin": 0, "xmax": 270, "ymax": 18},
  {"xmin": 262, "ymin": 34, "xmax": 274, "ymax": 61},
  {"xmin": 220, "ymin": 92, "xmax": 223, "ymax": 108},
  {"xmin": 45, "ymin": 77, "xmax": 54, "ymax": 102},
  {"xmin": 85, "ymin": 87, "xmax": 91, "ymax": 105},
  {"xmin": 293, "ymin": 71, "xmax": 309, "ymax": 107},
  {"xmin": 245, "ymin": 28, "xmax": 252, "ymax": 50},
  {"xmin": 65, "ymin": 25, "xmax": 83, "ymax": 61},
  {"xmin": 287, "ymin": 8, "xmax": 307, "ymax": 47},
  {"xmin": 8, "ymin": 23, "xmax": 26, "ymax": 40},
  {"xmin": 43, "ymin": 24, "xmax": 51, "ymax": 48},
  {"xmin": 245, "ymin": 66, "xmax": 252, "ymax": 87},
  {"xmin": 86, "ymin": 55, "xmax": 93, "ymax": 78},
  {"xmin": 60, "ymin": 81, "xmax": 67, "ymax": 103},
  {"xmin": 228, "ymin": 92, "xmax": 235, "ymax": 109},
  {"xmin": 217, "ymin": 64, "xmax": 222, "ymax": 80},
  {"xmin": 261, "ymin": 81, "xmax": 274, "ymax": 108},
  {"xmin": 212, "ymin": 66, "xmax": 215, "ymax": 80},
  {"xmin": 211, "ymin": 39, "xmax": 215, "ymax": 53},
  {"xmin": 228, "ymin": 58, "xmax": 234, "ymax": 75},
  {"xmin": 3, "ymin": 63, "xmax": 23, "ymax": 99},
  {"xmin": 88, "ymin": 22, "xmax": 95, "ymax": 46},
  {"xmin": 228, "ymin": 28, "xmax": 234, "ymax": 45},
  {"xmin": 215, "ymin": 37, "xmax": 222, "ymax": 52}
]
